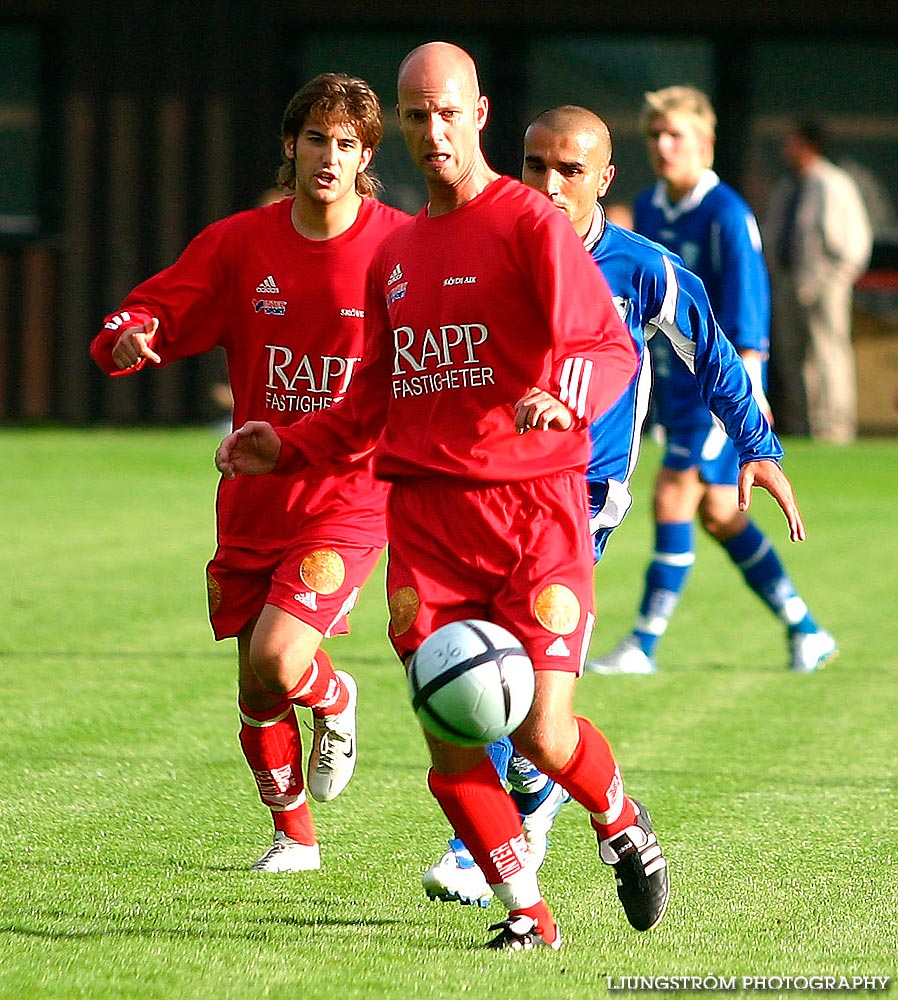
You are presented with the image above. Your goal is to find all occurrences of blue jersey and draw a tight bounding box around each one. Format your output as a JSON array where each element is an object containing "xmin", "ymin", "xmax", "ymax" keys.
[
  {"xmin": 583, "ymin": 205, "xmax": 782, "ymax": 556},
  {"xmin": 633, "ymin": 171, "xmax": 770, "ymax": 433}
]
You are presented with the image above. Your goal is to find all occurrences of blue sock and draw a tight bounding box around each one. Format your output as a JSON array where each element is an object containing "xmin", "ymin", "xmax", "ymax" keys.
[
  {"xmin": 452, "ymin": 739, "xmax": 561, "ymax": 861},
  {"xmin": 486, "ymin": 736, "xmax": 513, "ymax": 783},
  {"xmin": 720, "ymin": 522, "xmax": 818, "ymax": 634},
  {"xmin": 447, "ymin": 837, "xmax": 478, "ymax": 868},
  {"xmin": 506, "ymin": 753, "xmax": 554, "ymax": 815},
  {"xmin": 633, "ymin": 521, "xmax": 695, "ymax": 657}
]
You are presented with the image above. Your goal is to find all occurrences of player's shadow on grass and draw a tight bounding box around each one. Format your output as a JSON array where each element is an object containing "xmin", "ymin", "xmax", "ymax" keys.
[
  {"xmin": 0, "ymin": 914, "xmax": 406, "ymax": 942},
  {"xmin": 266, "ymin": 915, "xmax": 406, "ymax": 928}
]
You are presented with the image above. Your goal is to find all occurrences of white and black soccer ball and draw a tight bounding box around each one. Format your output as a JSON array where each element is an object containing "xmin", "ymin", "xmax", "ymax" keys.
[{"xmin": 407, "ymin": 619, "xmax": 535, "ymax": 746}]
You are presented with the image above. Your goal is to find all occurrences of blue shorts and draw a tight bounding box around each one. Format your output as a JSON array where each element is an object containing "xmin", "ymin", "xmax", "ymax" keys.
[
  {"xmin": 587, "ymin": 477, "xmax": 634, "ymax": 563},
  {"xmin": 662, "ymin": 425, "xmax": 739, "ymax": 487}
]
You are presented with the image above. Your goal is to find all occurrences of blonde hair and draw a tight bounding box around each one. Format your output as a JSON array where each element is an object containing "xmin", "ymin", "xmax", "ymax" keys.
[{"xmin": 639, "ymin": 86, "xmax": 717, "ymax": 167}]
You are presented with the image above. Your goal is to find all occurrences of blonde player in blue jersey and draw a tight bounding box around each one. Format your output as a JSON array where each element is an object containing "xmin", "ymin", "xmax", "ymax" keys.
[
  {"xmin": 590, "ymin": 86, "xmax": 836, "ymax": 677},
  {"xmin": 423, "ymin": 103, "xmax": 812, "ymax": 908}
]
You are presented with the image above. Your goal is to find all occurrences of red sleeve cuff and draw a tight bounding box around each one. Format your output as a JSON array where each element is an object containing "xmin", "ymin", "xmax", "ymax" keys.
[{"xmin": 273, "ymin": 428, "xmax": 308, "ymax": 475}]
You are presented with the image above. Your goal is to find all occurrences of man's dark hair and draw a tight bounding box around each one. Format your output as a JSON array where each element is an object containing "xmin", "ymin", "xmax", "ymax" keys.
[
  {"xmin": 276, "ymin": 73, "xmax": 384, "ymax": 197},
  {"xmin": 793, "ymin": 119, "xmax": 826, "ymax": 154}
]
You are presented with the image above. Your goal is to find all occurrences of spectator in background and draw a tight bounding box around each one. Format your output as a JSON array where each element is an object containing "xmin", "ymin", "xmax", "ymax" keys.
[
  {"xmin": 604, "ymin": 201, "xmax": 634, "ymax": 229},
  {"xmin": 764, "ymin": 120, "xmax": 873, "ymax": 443},
  {"xmin": 256, "ymin": 185, "xmax": 288, "ymax": 208},
  {"xmin": 837, "ymin": 156, "xmax": 897, "ymax": 240}
]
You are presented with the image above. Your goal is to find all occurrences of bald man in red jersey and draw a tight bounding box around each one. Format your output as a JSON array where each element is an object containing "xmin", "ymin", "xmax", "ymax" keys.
[{"xmin": 216, "ymin": 43, "xmax": 668, "ymax": 951}]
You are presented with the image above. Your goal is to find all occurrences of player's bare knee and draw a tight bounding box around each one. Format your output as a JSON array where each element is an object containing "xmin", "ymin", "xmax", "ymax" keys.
[
  {"xmin": 513, "ymin": 720, "xmax": 574, "ymax": 773},
  {"xmin": 699, "ymin": 510, "xmax": 725, "ymax": 539},
  {"xmin": 250, "ymin": 649, "xmax": 308, "ymax": 697},
  {"xmin": 238, "ymin": 666, "xmax": 287, "ymax": 713},
  {"xmin": 700, "ymin": 506, "xmax": 745, "ymax": 541}
]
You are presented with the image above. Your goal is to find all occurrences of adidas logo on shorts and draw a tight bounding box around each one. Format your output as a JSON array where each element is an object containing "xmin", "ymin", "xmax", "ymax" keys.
[
  {"xmin": 294, "ymin": 591, "xmax": 318, "ymax": 611},
  {"xmin": 545, "ymin": 636, "xmax": 570, "ymax": 657}
]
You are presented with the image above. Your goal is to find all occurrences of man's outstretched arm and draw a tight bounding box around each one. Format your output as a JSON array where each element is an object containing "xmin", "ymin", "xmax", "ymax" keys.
[{"xmin": 738, "ymin": 459, "xmax": 806, "ymax": 542}]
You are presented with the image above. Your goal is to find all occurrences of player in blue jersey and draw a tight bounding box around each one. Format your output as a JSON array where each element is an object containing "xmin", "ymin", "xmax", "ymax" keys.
[
  {"xmin": 589, "ymin": 86, "xmax": 837, "ymax": 677},
  {"xmin": 422, "ymin": 103, "xmax": 809, "ymax": 909}
]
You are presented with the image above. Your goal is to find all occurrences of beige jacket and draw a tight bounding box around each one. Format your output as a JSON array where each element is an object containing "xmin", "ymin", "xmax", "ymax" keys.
[{"xmin": 764, "ymin": 156, "xmax": 873, "ymax": 306}]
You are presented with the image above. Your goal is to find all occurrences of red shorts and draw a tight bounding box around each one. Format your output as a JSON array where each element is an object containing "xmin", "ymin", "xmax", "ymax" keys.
[
  {"xmin": 386, "ymin": 472, "xmax": 595, "ymax": 673},
  {"xmin": 206, "ymin": 539, "xmax": 383, "ymax": 641}
]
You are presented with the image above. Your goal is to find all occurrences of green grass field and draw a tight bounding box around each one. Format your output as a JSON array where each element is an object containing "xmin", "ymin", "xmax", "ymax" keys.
[{"xmin": 1, "ymin": 428, "xmax": 895, "ymax": 999}]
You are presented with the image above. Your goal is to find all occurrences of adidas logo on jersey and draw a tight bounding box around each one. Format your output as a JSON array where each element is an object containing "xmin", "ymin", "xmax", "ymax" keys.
[
  {"xmin": 387, "ymin": 263, "xmax": 403, "ymax": 285},
  {"xmin": 256, "ymin": 275, "xmax": 280, "ymax": 294},
  {"xmin": 294, "ymin": 591, "xmax": 318, "ymax": 611},
  {"xmin": 545, "ymin": 636, "xmax": 570, "ymax": 657}
]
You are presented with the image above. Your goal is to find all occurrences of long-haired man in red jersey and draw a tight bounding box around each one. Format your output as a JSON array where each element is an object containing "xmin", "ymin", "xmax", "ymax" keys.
[
  {"xmin": 91, "ymin": 74, "xmax": 410, "ymax": 873},
  {"xmin": 215, "ymin": 43, "xmax": 669, "ymax": 950}
]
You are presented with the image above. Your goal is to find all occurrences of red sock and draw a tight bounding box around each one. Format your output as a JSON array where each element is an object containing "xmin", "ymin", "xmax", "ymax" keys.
[
  {"xmin": 285, "ymin": 649, "xmax": 348, "ymax": 716},
  {"xmin": 238, "ymin": 699, "xmax": 316, "ymax": 845},
  {"xmin": 428, "ymin": 757, "xmax": 532, "ymax": 887},
  {"xmin": 511, "ymin": 900, "xmax": 558, "ymax": 944},
  {"xmin": 544, "ymin": 716, "xmax": 637, "ymax": 838},
  {"xmin": 273, "ymin": 807, "xmax": 316, "ymax": 843}
]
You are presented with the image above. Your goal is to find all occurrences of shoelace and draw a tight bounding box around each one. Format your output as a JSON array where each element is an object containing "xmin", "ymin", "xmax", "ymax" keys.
[
  {"xmin": 311, "ymin": 721, "xmax": 349, "ymax": 768},
  {"xmin": 256, "ymin": 840, "xmax": 291, "ymax": 864}
]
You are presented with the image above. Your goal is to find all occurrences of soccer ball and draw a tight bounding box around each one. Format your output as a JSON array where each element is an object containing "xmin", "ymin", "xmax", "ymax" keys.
[{"xmin": 407, "ymin": 619, "xmax": 535, "ymax": 746}]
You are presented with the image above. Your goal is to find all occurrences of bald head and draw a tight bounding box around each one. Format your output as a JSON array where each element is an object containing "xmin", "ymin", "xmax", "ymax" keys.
[
  {"xmin": 397, "ymin": 41, "xmax": 480, "ymax": 101},
  {"xmin": 522, "ymin": 105, "xmax": 617, "ymax": 238},
  {"xmin": 526, "ymin": 105, "xmax": 612, "ymax": 167},
  {"xmin": 395, "ymin": 41, "xmax": 497, "ymax": 212}
]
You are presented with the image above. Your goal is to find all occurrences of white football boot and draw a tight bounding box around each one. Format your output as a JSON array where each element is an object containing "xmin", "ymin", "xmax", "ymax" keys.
[
  {"xmin": 251, "ymin": 832, "xmax": 321, "ymax": 872},
  {"xmin": 422, "ymin": 839, "xmax": 494, "ymax": 907},
  {"xmin": 586, "ymin": 636, "xmax": 657, "ymax": 675},
  {"xmin": 789, "ymin": 629, "xmax": 837, "ymax": 673},
  {"xmin": 307, "ymin": 670, "xmax": 358, "ymax": 802}
]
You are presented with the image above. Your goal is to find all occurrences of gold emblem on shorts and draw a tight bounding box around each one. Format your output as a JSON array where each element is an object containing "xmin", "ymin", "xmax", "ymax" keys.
[
  {"xmin": 533, "ymin": 584, "xmax": 580, "ymax": 635},
  {"xmin": 389, "ymin": 586, "xmax": 420, "ymax": 636},
  {"xmin": 207, "ymin": 571, "xmax": 223, "ymax": 616},
  {"xmin": 299, "ymin": 549, "xmax": 346, "ymax": 595}
]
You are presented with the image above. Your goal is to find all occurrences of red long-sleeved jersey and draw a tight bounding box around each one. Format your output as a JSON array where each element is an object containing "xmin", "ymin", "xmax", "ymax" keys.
[
  {"xmin": 277, "ymin": 176, "xmax": 637, "ymax": 484},
  {"xmin": 91, "ymin": 196, "xmax": 409, "ymax": 549}
]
